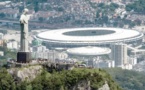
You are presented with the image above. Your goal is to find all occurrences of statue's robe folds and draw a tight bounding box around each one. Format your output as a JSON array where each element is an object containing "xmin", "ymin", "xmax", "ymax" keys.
[{"xmin": 20, "ymin": 14, "xmax": 30, "ymax": 52}]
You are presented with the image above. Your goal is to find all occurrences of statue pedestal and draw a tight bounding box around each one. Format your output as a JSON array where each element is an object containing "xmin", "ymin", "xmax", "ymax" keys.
[{"xmin": 17, "ymin": 52, "xmax": 31, "ymax": 63}]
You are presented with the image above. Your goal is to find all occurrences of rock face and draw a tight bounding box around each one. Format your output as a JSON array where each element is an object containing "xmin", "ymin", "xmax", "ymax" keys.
[
  {"xmin": 8, "ymin": 65, "xmax": 42, "ymax": 81},
  {"xmin": 72, "ymin": 80, "xmax": 110, "ymax": 90},
  {"xmin": 72, "ymin": 80, "xmax": 91, "ymax": 90},
  {"xmin": 98, "ymin": 82, "xmax": 110, "ymax": 90}
]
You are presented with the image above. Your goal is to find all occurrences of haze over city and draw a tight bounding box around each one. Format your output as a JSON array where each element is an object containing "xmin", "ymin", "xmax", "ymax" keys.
[{"xmin": 0, "ymin": 0, "xmax": 145, "ymax": 90}]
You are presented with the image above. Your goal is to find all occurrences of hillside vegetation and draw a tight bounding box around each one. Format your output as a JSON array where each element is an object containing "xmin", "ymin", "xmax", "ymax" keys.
[
  {"xmin": 105, "ymin": 68, "xmax": 145, "ymax": 90},
  {"xmin": 0, "ymin": 67, "xmax": 121, "ymax": 90}
]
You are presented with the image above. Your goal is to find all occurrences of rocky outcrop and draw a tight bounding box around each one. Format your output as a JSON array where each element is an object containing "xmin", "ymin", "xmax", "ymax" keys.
[
  {"xmin": 72, "ymin": 80, "xmax": 91, "ymax": 90},
  {"xmin": 8, "ymin": 65, "xmax": 42, "ymax": 82},
  {"xmin": 72, "ymin": 80, "xmax": 110, "ymax": 90},
  {"xmin": 98, "ymin": 81, "xmax": 110, "ymax": 90}
]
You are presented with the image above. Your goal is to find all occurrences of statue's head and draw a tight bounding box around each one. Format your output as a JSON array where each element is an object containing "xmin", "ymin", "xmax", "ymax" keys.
[{"xmin": 23, "ymin": 8, "xmax": 29, "ymax": 14}]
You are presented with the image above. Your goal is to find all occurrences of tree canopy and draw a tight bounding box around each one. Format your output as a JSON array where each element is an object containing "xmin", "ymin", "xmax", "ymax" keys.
[
  {"xmin": 105, "ymin": 68, "xmax": 145, "ymax": 90},
  {"xmin": 0, "ymin": 68, "xmax": 121, "ymax": 90}
]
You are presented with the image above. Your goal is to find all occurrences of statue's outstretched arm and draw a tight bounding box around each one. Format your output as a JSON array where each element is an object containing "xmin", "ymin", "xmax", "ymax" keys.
[{"xmin": 27, "ymin": 14, "xmax": 33, "ymax": 20}]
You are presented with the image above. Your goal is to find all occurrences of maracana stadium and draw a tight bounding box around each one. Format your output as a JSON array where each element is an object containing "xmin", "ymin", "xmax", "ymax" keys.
[{"xmin": 36, "ymin": 27, "xmax": 143, "ymax": 48}]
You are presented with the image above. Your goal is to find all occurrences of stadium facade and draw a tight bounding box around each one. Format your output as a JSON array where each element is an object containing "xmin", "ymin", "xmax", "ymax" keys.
[{"xmin": 36, "ymin": 28, "xmax": 143, "ymax": 48}]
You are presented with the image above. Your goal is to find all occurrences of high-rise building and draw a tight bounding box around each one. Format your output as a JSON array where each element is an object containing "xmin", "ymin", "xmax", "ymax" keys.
[{"xmin": 111, "ymin": 43, "xmax": 127, "ymax": 67}]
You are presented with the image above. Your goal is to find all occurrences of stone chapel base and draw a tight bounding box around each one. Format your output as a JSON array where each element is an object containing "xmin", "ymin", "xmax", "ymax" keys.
[{"xmin": 17, "ymin": 52, "xmax": 31, "ymax": 63}]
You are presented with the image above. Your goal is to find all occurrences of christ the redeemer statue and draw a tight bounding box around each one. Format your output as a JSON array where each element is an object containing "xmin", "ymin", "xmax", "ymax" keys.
[
  {"xmin": 17, "ymin": 8, "xmax": 32, "ymax": 63},
  {"xmin": 20, "ymin": 8, "xmax": 31, "ymax": 52}
]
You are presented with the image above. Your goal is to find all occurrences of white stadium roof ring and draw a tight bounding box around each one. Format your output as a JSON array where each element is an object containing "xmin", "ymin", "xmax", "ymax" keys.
[{"xmin": 36, "ymin": 27, "xmax": 143, "ymax": 48}]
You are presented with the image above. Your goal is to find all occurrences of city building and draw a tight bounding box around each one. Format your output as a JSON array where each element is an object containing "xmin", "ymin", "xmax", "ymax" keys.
[
  {"xmin": 86, "ymin": 59, "xmax": 115, "ymax": 68},
  {"xmin": 6, "ymin": 40, "xmax": 18, "ymax": 50},
  {"xmin": 111, "ymin": 44, "xmax": 128, "ymax": 67},
  {"xmin": 0, "ymin": 51, "xmax": 4, "ymax": 56},
  {"xmin": 31, "ymin": 50, "xmax": 68, "ymax": 61},
  {"xmin": 90, "ymin": 0, "xmax": 110, "ymax": 3},
  {"xmin": 123, "ymin": 64, "xmax": 133, "ymax": 70},
  {"xmin": 94, "ymin": 60, "xmax": 115, "ymax": 68},
  {"xmin": 128, "ymin": 56, "xmax": 137, "ymax": 65},
  {"xmin": 31, "ymin": 50, "xmax": 57, "ymax": 60},
  {"xmin": 0, "ymin": 33, "xmax": 4, "ymax": 40},
  {"xmin": 0, "ymin": 40, "xmax": 4, "ymax": 46},
  {"xmin": 57, "ymin": 52, "xmax": 68, "ymax": 60},
  {"xmin": 32, "ymin": 45, "xmax": 48, "ymax": 52}
]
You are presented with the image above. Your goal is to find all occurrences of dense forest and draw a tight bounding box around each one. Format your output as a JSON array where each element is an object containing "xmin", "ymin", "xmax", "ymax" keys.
[
  {"xmin": 0, "ymin": 67, "xmax": 121, "ymax": 90},
  {"xmin": 105, "ymin": 68, "xmax": 145, "ymax": 90}
]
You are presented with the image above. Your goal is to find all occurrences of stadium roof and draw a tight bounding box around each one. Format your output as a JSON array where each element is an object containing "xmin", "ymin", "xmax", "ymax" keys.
[
  {"xmin": 66, "ymin": 46, "xmax": 111, "ymax": 56},
  {"xmin": 37, "ymin": 27, "xmax": 143, "ymax": 42}
]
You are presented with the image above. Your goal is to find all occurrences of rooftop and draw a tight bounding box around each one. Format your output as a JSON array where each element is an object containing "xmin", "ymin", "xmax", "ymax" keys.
[{"xmin": 67, "ymin": 46, "xmax": 111, "ymax": 56}]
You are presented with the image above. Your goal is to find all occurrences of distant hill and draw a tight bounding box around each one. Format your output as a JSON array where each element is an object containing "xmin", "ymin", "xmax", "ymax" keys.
[{"xmin": 105, "ymin": 68, "xmax": 145, "ymax": 90}]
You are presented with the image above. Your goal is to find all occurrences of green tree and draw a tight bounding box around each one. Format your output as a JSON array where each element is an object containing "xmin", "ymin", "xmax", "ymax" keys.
[
  {"xmin": 105, "ymin": 68, "xmax": 145, "ymax": 90},
  {"xmin": 38, "ymin": 17, "xmax": 44, "ymax": 22},
  {"xmin": 0, "ymin": 13, "xmax": 5, "ymax": 18},
  {"xmin": 0, "ymin": 68, "xmax": 16, "ymax": 90}
]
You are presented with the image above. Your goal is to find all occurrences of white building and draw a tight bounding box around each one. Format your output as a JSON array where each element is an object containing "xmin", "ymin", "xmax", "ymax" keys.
[
  {"xmin": 31, "ymin": 50, "xmax": 68, "ymax": 61},
  {"xmin": 0, "ymin": 33, "xmax": 3, "ymax": 40},
  {"xmin": 31, "ymin": 50, "xmax": 56, "ymax": 60},
  {"xmin": 111, "ymin": 44, "xmax": 128, "ymax": 67},
  {"xmin": 86, "ymin": 58, "xmax": 115, "ymax": 68},
  {"xmin": 32, "ymin": 52, "xmax": 50, "ymax": 59},
  {"xmin": 123, "ymin": 64, "xmax": 133, "ymax": 70},
  {"xmin": 94, "ymin": 60, "xmax": 115, "ymax": 68},
  {"xmin": 0, "ymin": 51, "xmax": 4, "ymax": 56},
  {"xmin": 6, "ymin": 40, "xmax": 18, "ymax": 50},
  {"xmin": 32, "ymin": 45, "xmax": 48, "ymax": 52},
  {"xmin": 128, "ymin": 56, "xmax": 137, "ymax": 65},
  {"xmin": 56, "ymin": 52, "xmax": 68, "ymax": 60}
]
